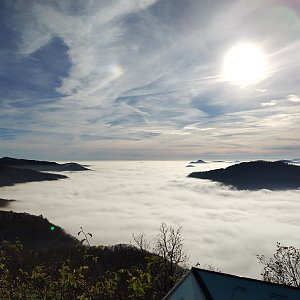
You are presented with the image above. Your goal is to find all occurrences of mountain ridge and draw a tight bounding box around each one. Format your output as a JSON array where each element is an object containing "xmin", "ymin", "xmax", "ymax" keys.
[
  {"xmin": 0, "ymin": 165, "xmax": 68, "ymax": 187},
  {"xmin": 188, "ymin": 160, "xmax": 300, "ymax": 190},
  {"xmin": 0, "ymin": 156, "xmax": 90, "ymax": 171}
]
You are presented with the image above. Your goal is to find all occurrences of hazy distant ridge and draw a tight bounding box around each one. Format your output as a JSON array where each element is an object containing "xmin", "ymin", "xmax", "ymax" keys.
[
  {"xmin": 0, "ymin": 198, "xmax": 15, "ymax": 208},
  {"xmin": 188, "ymin": 160, "xmax": 300, "ymax": 190},
  {"xmin": 0, "ymin": 165, "xmax": 67, "ymax": 187},
  {"xmin": 0, "ymin": 157, "xmax": 89, "ymax": 171},
  {"xmin": 189, "ymin": 159, "xmax": 207, "ymax": 164}
]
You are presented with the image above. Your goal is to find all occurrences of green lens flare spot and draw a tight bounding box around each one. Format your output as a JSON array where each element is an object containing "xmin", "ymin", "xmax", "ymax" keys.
[{"xmin": 50, "ymin": 226, "xmax": 55, "ymax": 231}]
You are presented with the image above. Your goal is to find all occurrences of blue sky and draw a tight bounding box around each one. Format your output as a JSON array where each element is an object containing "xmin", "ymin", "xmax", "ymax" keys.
[{"xmin": 0, "ymin": 0, "xmax": 299, "ymax": 160}]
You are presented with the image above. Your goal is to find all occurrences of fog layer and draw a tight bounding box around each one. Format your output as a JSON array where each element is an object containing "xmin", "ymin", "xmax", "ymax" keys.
[{"xmin": 1, "ymin": 161, "xmax": 299, "ymax": 278}]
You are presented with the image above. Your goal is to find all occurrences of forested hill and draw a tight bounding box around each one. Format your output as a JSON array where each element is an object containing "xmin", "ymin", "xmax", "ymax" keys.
[
  {"xmin": 0, "ymin": 210, "xmax": 185, "ymax": 299},
  {"xmin": 0, "ymin": 156, "xmax": 89, "ymax": 171},
  {"xmin": 0, "ymin": 165, "xmax": 67, "ymax": 187},
  {"xmin": 0, "ymin": 210, "xmax": 79, "ymax": 249},
  {"xmin": 0, "ymin": 198, "xmax": 15, "ymax": 208},
  {"xmin": 188, "ymin": 160, "xmax": 300, "ymax": 190}
]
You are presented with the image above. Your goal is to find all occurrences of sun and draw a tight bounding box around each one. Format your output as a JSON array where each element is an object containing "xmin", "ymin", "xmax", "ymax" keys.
[{"xmin": 222, "ymin": 43, "xmax": 267, "ymax": 86}]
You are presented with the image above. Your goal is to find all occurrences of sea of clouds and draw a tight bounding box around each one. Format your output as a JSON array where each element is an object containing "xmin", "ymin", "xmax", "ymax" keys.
[{"xmin": 1, "ymin": 160, "xmax": 300, "ymax": 279}]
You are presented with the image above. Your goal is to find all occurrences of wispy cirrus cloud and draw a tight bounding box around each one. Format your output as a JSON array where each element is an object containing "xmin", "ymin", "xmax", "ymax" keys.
[{"xmin": 0, "ymin": 0, "xmax": 300, "ymax": 159}]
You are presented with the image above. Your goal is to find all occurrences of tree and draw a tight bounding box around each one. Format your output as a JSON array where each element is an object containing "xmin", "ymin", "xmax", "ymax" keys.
[
  {"xmin": 132, "ymin": 222, "xmax": 188, "ymax": 297},
  {"xmin": 154, "ymin": 222, "xmax": 188, "ymax": 295},
  {"xmin": 132, "ymin": 233, "xmax": 150, "ymax": 253},
  {"xmin": 257, "ymin": 242, "xmax": 300, "ymax": 288}
]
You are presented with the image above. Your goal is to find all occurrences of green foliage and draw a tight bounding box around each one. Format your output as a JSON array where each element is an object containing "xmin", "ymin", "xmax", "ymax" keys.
[
  {"xmin": 0, "ymin": 239, "xmax": 171, "ymax": 299},
  {"xmin": 0, "ymin": 217, "xmax": 188, "ymax": 299},
  {"xmin": 78, "ymin": 227, "xmax": 92, "ymax": 247},
  {"xmin": 132, "ymin": 222, "xmax": 188, "ymax": 297}
]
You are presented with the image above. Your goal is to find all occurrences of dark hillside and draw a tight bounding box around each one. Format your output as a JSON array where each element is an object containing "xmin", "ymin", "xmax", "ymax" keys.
[
  {"xmin": 0, "ymin": 210, "xmax": 78, "ymax": 249},
  {"xmin": 0, "ymin": 211, "xmax": 181, "ymax": 299},
  {"xmin": 0, "ymin": 156, "xmax": 89, "ymax": 171},
  {"xmin": 0, "ymin": 210, "xmax": 154, "ymax": 268},
  {"xmin": 0, "ymin": 237, "xmax": 166, "ymax": 299},
  {"xmin": 0, "ymin": 198, "xmax": 15, "ymax": 208},
  {"xmin": 0, "ymin": 165, "xmax": 67, "ymax": 187},
  {"xmin": 0, "ymin": 210, "xmax": 153, "ymax": 269},
  {"xmin": 188, "ymin": 160, "xmax": 300, "ymax": 190}
]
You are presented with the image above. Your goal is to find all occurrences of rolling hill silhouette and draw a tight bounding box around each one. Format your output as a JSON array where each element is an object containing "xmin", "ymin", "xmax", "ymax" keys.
[
  {"xmin": 0, "ymin": 157, "xmax": 89, "ymax": 171},
  {"xmin": 0, "ymin": 210, "xmax": 79, "ymax": 249},
  {"xmin": 189, "ymin": 159, "xmax": 207, "ymax": 164},
  {"xmin": 0, "ymin": 165, "xmax": 67, "ymax": 187},
  {"xmin": 0, "ymin": 198, "xmax": 15, "ymax": 208},
  {"xmin": 188, "ymin": 160, "xmax": 300, "ymax": 190}
]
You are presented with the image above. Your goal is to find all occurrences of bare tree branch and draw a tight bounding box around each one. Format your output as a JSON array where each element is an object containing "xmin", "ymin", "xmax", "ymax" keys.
[{"xmin": 257, "ymin": 243, "xmax": 300, "ymax": 288}]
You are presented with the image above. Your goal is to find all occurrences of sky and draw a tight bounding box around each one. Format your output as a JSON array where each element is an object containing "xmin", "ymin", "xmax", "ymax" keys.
[{"xmin": 0, "ymin": 0, "xmax": 300, "ymax": 160}]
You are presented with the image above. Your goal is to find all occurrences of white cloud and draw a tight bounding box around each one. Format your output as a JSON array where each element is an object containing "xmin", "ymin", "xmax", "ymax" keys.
[
  {"xmin": 261, "ymin": 100, "xmax": 277, "ymax": 106},
  {"xmin": 288, "ymin": 94, "xmax": 300, "ymax": 103},
  {"xmin": 17, "ymin": 0, "xmax": 161, "ymax": 100}
]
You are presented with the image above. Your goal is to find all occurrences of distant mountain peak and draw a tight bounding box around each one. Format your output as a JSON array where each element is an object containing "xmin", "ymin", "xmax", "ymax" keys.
[{"xmin": 189, "ymin": 159, "xmax": 207, "ymax": 164}]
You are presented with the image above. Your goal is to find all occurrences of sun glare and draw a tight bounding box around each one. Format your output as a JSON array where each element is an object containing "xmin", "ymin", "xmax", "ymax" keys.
[{"xmin": 222, "ymin": 43, "xmax": 267, "ymax": 86}]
